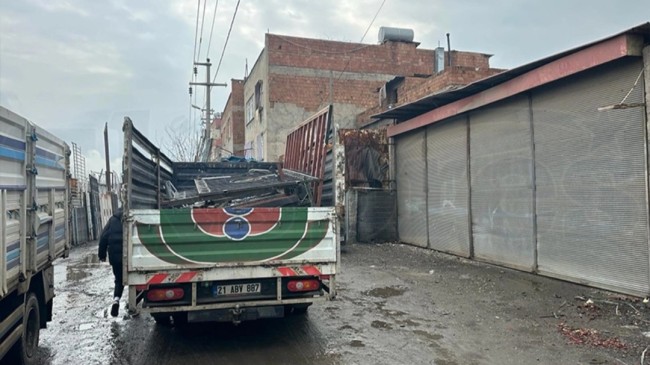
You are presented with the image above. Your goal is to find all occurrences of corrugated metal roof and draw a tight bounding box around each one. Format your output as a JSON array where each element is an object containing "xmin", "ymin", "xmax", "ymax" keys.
[{"xmin": 373, "ymin": 22, "xmax": 650, "ymax": 122}]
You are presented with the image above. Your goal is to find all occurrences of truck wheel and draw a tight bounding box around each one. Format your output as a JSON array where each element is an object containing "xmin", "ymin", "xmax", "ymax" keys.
[
  {"xmin": 7, "ymin": 293, "xmax": 40, "ymax": 365},
  {"xmin": 151, "ymin": 313, "xmax": 172, "ymax": 326}
]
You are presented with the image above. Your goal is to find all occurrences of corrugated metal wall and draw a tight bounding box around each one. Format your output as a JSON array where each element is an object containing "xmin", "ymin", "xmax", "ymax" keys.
[
  {"xmin": 396, "ymin": 130, "xmax": 427, "ymax": 247},
  {"xmin": 393, "ymin": 56, "xmax": 650, "ymax": 296},
  {"xmin": 356, "ymin": 189, "xmax": 398, "ymax": 243},
  {"xmin": 426, "ymin": 118, "xmax": 471, "ymax": 256},
  {"xmin": 469, "ymin": 95, "xmax": 535, "ymax": 271},
  {"xmin": 533, "ymin": 58, "xmax": 649, "ymax": 295}
]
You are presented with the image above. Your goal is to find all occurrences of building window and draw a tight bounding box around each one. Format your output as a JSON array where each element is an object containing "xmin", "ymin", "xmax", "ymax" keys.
[
  {"xmin": 246, "ymin": 95, "xmax": 255, "ymax": 124},
  {"xmin": 255, "ymin": 81, "xmax": 263, "ymax": 111}
]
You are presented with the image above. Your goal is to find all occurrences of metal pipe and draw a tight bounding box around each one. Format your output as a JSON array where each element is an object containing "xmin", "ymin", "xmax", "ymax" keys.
[
  {"xmin": 528, "ymin": 92, "xmax": 539, "ymax": 272},
  {"xmin": 104, "ymin": 123, "xmax": 111, "ymax": 193},
  {"xmin": 446, "ymin": 33, "xmax": 451, "ymax": 67},
  {"xmin": 642, "ymin": 46, "xmax": 650, "ymax": 291}
]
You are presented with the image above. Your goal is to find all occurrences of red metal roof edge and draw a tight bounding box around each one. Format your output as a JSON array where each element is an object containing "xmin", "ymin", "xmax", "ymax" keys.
[
  {"xmin": 387, "ymin": 30, "xmax": 644, "ymax": 137},
  {"xmin": 380, "ymin": 22, "xmax": 650, "ymax": 136}
]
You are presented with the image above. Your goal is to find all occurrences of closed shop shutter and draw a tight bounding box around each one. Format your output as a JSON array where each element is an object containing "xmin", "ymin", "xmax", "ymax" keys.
[
  {"xmin": 426, "ymin": 118, "xmax": 471, "ymax": 256},
  {"xmin": 533, "ymin": 58, "xmax": 649, "ymax": 296},
  {"xmin": 396, "ymin": 130, "xmax": 427, "ymax": 247},
  {"xmin": 469, "ymin": 95, "xmax": 536, "ymax": 270}
]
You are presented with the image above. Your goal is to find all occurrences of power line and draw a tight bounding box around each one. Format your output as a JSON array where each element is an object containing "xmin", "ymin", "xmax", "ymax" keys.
[
  {"xmin": 212, "ymin": 0, "xmax": 240, "ymax": 84},
  {"xmin": 192, "ymin": 0, "xmax": 200, "ymax": 63},
  {"xmin": 196, "ymin": 0, "xmax": 208, "ymax": 60},
  {"xmin": 337, "ymin": 0, "xmax": 387, "ymax": 81},
  {"xmin": 359, "ymin": 0, "xmax": 386, "ymax": 44},
  {"xmin": 206, "ymin": 0, "xmax": 220, "ymax": 58}
]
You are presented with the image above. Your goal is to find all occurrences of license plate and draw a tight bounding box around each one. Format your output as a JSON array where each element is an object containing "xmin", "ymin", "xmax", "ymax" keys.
[{"xmin": 216, "ymin": 283, "xmax": 261, "ymax": 296}]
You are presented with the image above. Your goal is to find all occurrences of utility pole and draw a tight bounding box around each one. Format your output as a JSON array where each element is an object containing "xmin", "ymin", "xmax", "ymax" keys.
[
  {"xmin": 189, "ymin": 58, "xmax": 227, "ymax": 161},
  {"xmin": 103, "ymin": 123, "xmax": 111, "ymax": 193}
]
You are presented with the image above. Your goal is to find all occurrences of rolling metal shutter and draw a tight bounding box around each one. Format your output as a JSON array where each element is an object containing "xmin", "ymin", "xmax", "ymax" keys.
[
  {"xmin": 396, "ymin": 130, "xmax": 427, "ymax": 247},
  {"xmin": 469, "ymin": 95, "xmax": 536, "ymax": 271},
  {"xmin": 426, "ymin": 118, "xmax": 471, "ymax": 256},
  {"xmin": 533, "ymin": 58, "xmax": 649, "ymax": 296}
]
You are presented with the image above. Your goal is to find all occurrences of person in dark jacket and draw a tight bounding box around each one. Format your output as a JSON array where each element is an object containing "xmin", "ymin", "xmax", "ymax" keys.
[{"xmin": 98, "ymin": 208, "xmax": 124, "ymax": 317}]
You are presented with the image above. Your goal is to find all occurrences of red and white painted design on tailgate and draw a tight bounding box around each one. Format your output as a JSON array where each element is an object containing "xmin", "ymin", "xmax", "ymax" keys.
[
  {"xmin": 277, "ymin": 265, "xmax": 322, "ymax": 277},
  {"xmin": 146, "ymin": 271, "xmax": 198, "ymax": 285}
]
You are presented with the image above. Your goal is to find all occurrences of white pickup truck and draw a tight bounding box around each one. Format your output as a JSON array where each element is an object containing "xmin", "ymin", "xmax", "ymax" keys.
[{"xmin": 122, "ymin": 118, "xmax": 339, "ymax": 325}]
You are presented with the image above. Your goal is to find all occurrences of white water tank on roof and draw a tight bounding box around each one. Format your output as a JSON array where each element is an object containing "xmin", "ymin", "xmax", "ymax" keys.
[{"xmin": 378, "ymin": 27, "xmax": 415, "ymax": 43}]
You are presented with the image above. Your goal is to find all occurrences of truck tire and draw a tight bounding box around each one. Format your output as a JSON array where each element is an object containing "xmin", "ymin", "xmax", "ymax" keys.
[
  {"xmin": 151, "ymin": 313, "xmax": 172, "ymax": 326},
  {"xmin": 6, "ymin": 293, "xmax": 40, "ymax": 365}
]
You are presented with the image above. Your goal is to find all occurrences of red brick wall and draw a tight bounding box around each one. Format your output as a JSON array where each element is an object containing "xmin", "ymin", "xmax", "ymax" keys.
[
  {"xmin": 222, "ymin": 79, "xmax": 246, "ymax": 156},
  {"xmin": 400, "ymin": 67, "xmax": 503, "ymax": 103},
  {"xmin": 356, "ymin": 67, "xmax": 505, "ymax": 126},
  {"xmin": 266, "ymin": 34, "xmax": 435, "ymax": 76},
  {"xmin": 448, "ymin": 51, "xmax": 491, "ymax": 69},
  {"xmin": 269, "ymin": 73, "xmax": 386, "ymax": 111}
]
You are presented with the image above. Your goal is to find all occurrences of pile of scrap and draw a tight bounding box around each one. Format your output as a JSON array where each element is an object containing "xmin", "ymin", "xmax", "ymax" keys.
[{"xmin": 162, "ymin": 167, "xmax": 318, "ymax": 208}]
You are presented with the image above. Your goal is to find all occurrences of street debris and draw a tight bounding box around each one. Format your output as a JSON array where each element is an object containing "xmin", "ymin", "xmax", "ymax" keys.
[{"xmin": 557, "ymin": 323, "xmax": 629, "ymax": 350}]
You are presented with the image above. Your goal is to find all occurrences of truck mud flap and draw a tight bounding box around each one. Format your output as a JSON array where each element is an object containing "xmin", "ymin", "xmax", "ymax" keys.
[{"xmin": 187, "ymin": 305, "xmax": 284, "ymax": 324}]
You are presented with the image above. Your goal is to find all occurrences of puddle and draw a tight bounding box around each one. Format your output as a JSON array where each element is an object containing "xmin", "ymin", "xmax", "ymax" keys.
[
  {"xmin": 364, "ymin": 286, "xmax": 406, "ymax": 298},
  {"xmin": 371, "ymin": 320, "xmax": 393, "ymax": 330},
  {"xmin": 377, "ymin": 305, "xmax": 407, "ymax": 317},
  {"xmin": 349, "ymin": 340, "xmax": 365, "ymax": 348},
  {"xmin": 66, "ymin": 267, "xmax": 91, "ymax": 281},
  {"xmin": 413, "ymin": 330, "xmax": 443, "ymax": 341},
  {"xmin": 78, "ymin": 322, "xmax": 95, "ymax": 331},
  {"xmin": 396, "ymin": 319, "xmax": 421, "ymax": 327},
  {"xmin": 83, "ymin": 254, "xmax": 100, "ymax": 264}
]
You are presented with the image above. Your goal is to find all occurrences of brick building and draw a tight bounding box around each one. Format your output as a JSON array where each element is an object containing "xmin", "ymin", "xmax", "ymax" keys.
[
  {"xmin": 358, "ymin": 50, "xmax": 504, "ymax": 127},
  {"xmin": 208, "ymin": 115, "xmax": 222, "ymax": 161},
  {"xmin": 213, "ymin": 29, "xmax": 502, "ymax": 162},
  {"xmin": 243, "ymin": 31, "xmax": 447, "ymax": 161},
  {"xmin": 219, "ymin": 79, "xmax": 245, "ymax": 158}
]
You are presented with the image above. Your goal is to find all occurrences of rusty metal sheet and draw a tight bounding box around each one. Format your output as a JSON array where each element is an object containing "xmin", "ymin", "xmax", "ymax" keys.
[
  {"xmin": 338, "ymin": 128, "xmax": 389, "ymax": 189},
  {"xmin": 284, "ymin": 105, "xmax": 332, "ymax": 206}
]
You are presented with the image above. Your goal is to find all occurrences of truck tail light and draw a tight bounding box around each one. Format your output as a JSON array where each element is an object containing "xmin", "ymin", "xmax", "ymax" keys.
[
  {"xmin": 287, "ymin": 279, "xmax": 320, "ymax": 292},
  {"xmin": 146, "ymin": 288, "xmax": 184, "ymax": 302}
]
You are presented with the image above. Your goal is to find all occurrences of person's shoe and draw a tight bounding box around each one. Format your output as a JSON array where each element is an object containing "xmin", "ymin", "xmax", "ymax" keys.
[{"xmin": 110, "ymin": 299, "xmax": 119, "ymax": 317}]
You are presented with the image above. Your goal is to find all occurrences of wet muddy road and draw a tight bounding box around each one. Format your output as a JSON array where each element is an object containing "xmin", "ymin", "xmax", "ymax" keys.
[{"xmin": 18, "ymin": 242, "xmax": 650, "ymax": 365}]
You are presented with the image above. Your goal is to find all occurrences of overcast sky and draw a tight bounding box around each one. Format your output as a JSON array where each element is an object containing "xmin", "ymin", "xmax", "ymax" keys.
[{"xmin": 1, "ymin": 0, "xmax": 648, "ymax": 173}]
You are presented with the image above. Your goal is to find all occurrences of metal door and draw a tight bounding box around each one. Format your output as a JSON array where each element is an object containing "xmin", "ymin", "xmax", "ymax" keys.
[
  {"xmin": 533, "ymin": 58, "xmax": 649, "ymax": 296},
  {"xmin": 426, "ymin": 117, "xmax": 471, "ymax": 256},
  {"xmin": 469, "ymin": 95, "xmax": 535, "ymax": 270},
  {"xmin": 396, "ymin": 130, "xmax": 427, "ymax": 247}
]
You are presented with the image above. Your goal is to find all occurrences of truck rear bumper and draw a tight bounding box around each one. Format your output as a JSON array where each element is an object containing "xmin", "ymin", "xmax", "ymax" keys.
[{"xmin": 188, "ymin": 305, "xmax": 284, "ymax": 323}]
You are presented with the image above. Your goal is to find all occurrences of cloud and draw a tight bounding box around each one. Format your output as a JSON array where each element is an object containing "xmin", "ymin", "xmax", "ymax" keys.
[
  {"xmin": 26, "ymin": 0, "xmax": 90, "ymax": 17},
  {"xmin": 84, "ymin": 148, "xmax": 123, "ymax": 177},
  {"xmin": 1, "ymin": 0, "xmax": 648, "ymax": 169}
]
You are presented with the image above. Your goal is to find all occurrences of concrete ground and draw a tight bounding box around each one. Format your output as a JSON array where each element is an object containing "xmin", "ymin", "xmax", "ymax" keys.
[{"xmin": 6, "ymin": 241, "xmax": 649, "ymax": 365}]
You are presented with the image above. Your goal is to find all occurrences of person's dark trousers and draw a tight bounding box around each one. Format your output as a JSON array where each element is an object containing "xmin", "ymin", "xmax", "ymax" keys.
[{"xmin": 110, "ymin": 259, "xmax": 124, "ymax": 299}]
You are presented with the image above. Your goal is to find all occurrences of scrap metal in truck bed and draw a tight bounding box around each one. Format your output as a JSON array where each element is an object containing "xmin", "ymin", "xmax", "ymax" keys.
[{"xmin": 122, "ymin": 118, "xmax": 339, "ymax": 325}]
